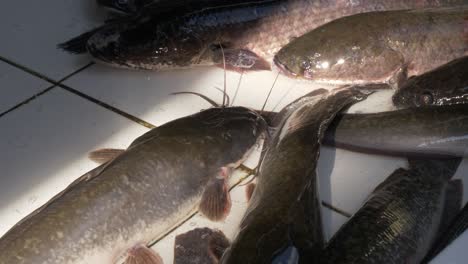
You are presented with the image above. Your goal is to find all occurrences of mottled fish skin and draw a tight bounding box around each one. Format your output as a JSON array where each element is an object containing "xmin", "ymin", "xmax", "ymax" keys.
[
  {"xmin": 275, "ymin": 6, "xmax": 468, "ymax": 86},
  {"xmin": 393, "ymin": 56, "xmax": 468, "ymax": 108},
  {"xmin": 0, "ymin": 107, "xmax": 267, "ymax": 264},
  {"xmin": 66, "ymin": 0, "xmax": 467, "ymax": 71},
  {"xmin": 423, "ymin": 203, "xmax": 468, "ymax": 262},
  {"xmin": 323, "ymin": 104, "xmax": 468, "ymax": 158},
  {"xmin": 321, "ymin": 158, "xmax": 462, "ymax": 264},
  {"xmin": 220, "ymin": 88, "xmax": 369, "ymax": 264}
]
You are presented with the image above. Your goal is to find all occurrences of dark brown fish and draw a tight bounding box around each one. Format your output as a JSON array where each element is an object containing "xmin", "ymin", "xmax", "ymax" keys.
[
  {"xmin": 220, "ymin": 88, "xmax": 369, "ymax": 264},
  {"xmin": 0, "ymin": 107, "xmax": 266, "ymax": 264},
  {"xmin": 393, "ymin": 56, "xmax": 468, "ymax": 108},
  {"xmin": 321, "ymin": 158, "xmax": 462, "ymax": 264},
  {"xmin": 60, "ymin": 0, "xmax": 467, "ymax": 71},
  {"xmin": 275, "ymin": 7, "xmax": 468, "ymax": 87}
]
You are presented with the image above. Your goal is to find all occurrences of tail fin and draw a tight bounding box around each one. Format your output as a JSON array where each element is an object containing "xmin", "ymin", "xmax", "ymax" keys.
[{"xmin": 57, "ymin": 28, "xmax": 101, "ymax": 54}]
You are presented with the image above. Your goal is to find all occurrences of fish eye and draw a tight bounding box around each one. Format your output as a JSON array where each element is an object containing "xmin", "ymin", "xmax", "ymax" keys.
[
  {"xmin": 300, "ymin": 59, "xmax": 311, "ymax": 70},
  {"xmin": 419, "ymin": 92, "xmax": 434, "ymax": 106}
]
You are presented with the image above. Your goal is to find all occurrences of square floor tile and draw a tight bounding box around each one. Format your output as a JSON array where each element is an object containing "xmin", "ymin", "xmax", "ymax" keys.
[
  {"xmin": 0, "ymin": 61, "xmax": 51, "ymax": 114},
  {"xmin": 0, "ymin": 0, "xmax": 106, "ymax": 79},
  {"xmin": 0, "ymin": 88, "xmax": 149, "ymax": 236},
  {"xmin": 64, "ymin": 65, "xmax": 332, "ymax": 126}
]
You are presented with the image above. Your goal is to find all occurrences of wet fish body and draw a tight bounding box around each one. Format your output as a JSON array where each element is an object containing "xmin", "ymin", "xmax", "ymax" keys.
[
  {"xmin": 393, "ymin": 56, "xmax": 468, "ymax": 108},
  {"xmin": 323, "ymin": 104, "xmax": 468, "ymax": 158},
  {"xmin": 220, "ymin": 88, "xmax": 369, "ymax": 264},
  {"xmin": 60, "ymin": 0, "xmax": 467, "ymax": 71},
  {"xmin": 275, "ymin": 7, "xmax": 468, "ymax": 86},
  {"xmin": 321, "ymin": 158, "xmax": 462, "ymax": 264},
  {"xmin": 0, "ymin": 107, "xmax": 266, "ymax": 264}
]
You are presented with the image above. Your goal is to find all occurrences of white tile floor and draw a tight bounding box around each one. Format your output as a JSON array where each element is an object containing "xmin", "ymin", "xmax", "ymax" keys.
[{"xmin": 0, "ymin": 1, "xmax": 466, "ymax": 263}]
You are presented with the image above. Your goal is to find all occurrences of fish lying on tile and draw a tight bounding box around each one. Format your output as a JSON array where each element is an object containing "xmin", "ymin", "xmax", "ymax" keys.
[
  {"xmin": 61, "ymin": 0, "xmax": 466, "ymax": 72},
  {"xmin": 221, "ymin": 87, "xmax": 370, "ymax": 264},
  {"xmin": 321, "ymin": 158, "xmax": 463, "ymax": 264},
  {"xmin": 275, "ymin": 7, "xmax": 468, "ymax": 88},
  {"xmin": 323, "ymin": 104, "xmax": 468, "ymax": 158},
  {"xmin": 0, "ymin": 106, "xmax": 267, "ymax": 264}
]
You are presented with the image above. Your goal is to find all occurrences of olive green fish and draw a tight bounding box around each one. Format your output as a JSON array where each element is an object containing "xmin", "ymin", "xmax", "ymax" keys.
[
  {"xmin": 0, "ymin": 107, "xmax": 267, "ymax": 264},
  {"xmin": 321, "ymin": 158, "xmax": 463, "ymax": 264},
  {"xmin": 275, "ymin": 7, "xmax": 468, "ymax": 88}
]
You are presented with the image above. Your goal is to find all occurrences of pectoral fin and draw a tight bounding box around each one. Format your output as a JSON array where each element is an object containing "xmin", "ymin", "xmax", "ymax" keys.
[
  {"xmin": 245, "ymin": 183, "xmax": 256, "ymax": 202},
  {"xmin": 199, "ymin": 168, "xmax": 232, "ymax": 222}
]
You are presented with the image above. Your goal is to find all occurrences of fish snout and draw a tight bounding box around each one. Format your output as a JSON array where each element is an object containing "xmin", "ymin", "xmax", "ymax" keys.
[{"xmin": 273, "ymin": 56, "xmax": 298, "ymax": 78}]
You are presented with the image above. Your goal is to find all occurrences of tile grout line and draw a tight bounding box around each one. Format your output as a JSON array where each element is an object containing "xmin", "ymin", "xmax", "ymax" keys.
[
  {"xmin": 0, "ymin": 56, "xmax": 58, "ymax": 84},
  {"xmin": 58, "ymin": 83, "xmax": 157, "ymax": 129},
  {"xmin": 0, "ymin": 56, "xmax": 156, "ymax": 130},
  {"xmin": 0, "ymin": 62, "xmax": 95, "ymax": 118},
  {"xmin": 322, "ymin": 201, "xmax": 352, "ymax": 218}
]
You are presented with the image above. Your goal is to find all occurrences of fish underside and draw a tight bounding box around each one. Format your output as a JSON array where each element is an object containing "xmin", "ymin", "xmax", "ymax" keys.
[
  {"xmin": 60, "ymin": 0, "xmax": 466, "ymax": 72},
  {"xmin": 0, "ymin": 107, "xmax": 266, "ymax": 264},
  {"xmin": 220, "ymin": 87, "xmax": 369, "ymax": 264}
]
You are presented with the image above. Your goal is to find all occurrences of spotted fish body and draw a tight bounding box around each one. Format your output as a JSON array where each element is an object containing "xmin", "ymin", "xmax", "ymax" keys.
[
  {"xmin": 221, "ymin": 88, "xmax": 369, "ymax": 264},
  {"xmin": 61, "ymin": 0, "xmax": 467, "ymax": 71},
  {"xmin": 393, "ymin": 56, "xmax": 468, "ymax": 108},
  {"xmin": 321, "ymin": 158, "xmax": 462, "ymax": 264},
  {"xmin": 0, "ymin": 107, "xmax": 267, "ymax": 264},
  {"xmin": 275, "ymin": 7, "xmax": 468, "ymax": 86},
  {"xmin": 323, "ymin": 104, "xmax": 468, "ymax": 158}
]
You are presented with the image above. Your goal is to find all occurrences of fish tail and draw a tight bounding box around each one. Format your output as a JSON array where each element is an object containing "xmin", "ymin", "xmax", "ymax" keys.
[
  {"xmin": 88, "ymin": 148, "xmax": 125, "ymax": 164},
  {"xmin": 124, "ymin": 245, "xmax": 163, "ymax": 264},
  {"xmin": 57, "ymin": 28, "xmax": 100, "ymax": 54}
]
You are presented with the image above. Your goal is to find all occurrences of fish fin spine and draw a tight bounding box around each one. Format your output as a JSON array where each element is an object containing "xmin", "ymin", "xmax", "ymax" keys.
[{"xmin": 88, "ymin": 148, "xmax": 125, "ymax": 164}]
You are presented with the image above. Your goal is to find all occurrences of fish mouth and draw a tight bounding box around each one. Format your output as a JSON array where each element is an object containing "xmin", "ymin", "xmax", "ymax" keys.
[{"xmin": 273, "ymin": 56, "xmax": 298, "ymax": 78}]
